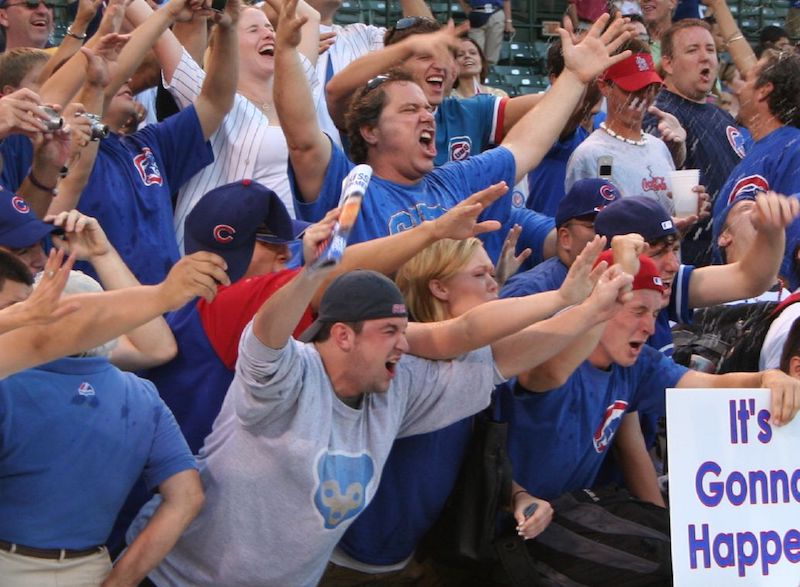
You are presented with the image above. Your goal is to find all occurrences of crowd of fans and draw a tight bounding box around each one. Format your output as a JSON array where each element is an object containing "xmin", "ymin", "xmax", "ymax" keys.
[{"xmin": 0, "ymin": 0, "xmax": 800, "ymax": 584}]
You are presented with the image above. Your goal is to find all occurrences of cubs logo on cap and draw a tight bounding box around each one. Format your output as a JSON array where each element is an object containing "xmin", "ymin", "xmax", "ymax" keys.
[
  {"xmin": 213, "ymin": 224, "xmax": 236, "ymax": 244},
  {"xmin": 11, "ymin": 196, "xmax": 29, "ymax": 214},
  {"xmin": 0, "ymin": 192, "xmax": 59, "ymax": 249}
]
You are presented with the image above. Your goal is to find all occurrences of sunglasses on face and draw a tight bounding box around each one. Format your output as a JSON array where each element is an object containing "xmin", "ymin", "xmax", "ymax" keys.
[{"xmin": 3, "ymin": 0, "xmax": 56, "ymax": 9}]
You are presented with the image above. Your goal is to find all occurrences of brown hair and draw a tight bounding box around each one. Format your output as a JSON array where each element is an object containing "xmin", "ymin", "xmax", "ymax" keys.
[
  {"xmin": 0, "ymin": 48, "xmax": 49, "ymax": 91},
  {"xmin": 660, "ymin": 18, "xmax": 712, "ymax": 60},
  {"xmin": 755, "ymin": 49, "xmax": 800, "ymax": 126},
  {"xmin": 344, "ymin": 69, "xmax": 415, "ymax": 164}
]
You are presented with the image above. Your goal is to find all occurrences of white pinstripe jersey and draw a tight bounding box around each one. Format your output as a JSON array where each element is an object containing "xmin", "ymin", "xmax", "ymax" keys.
[
  {"xmin": 315, "ymin": 23, "xmax": 385, "ymax": 146},
  {"xmin": 166, "ymin": 49, "xmax": 320, "ymax": 252}
]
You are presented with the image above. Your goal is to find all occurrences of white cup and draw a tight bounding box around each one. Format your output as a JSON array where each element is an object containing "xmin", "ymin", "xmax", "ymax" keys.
[{"xmin": 670, "ymin": 169, "xmax": 700, "ymax": 218}]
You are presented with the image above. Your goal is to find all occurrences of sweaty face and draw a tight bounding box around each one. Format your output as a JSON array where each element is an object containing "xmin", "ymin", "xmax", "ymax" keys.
[
  {"xmin": 664, "ymin": 27, "xmax": 718, "ymax": 102},
  {"xmin": 0, "ymin": 0, "xmax": 52, "ymax": 50},
  {"xmin": 402, "ymin": 44, "xmax": 457, "ymax": 106},
  {"xmin": 718, "ymin": 199, "xmax": 757, "ymax": 264},
  {"xmin": 455, "ymin": 39, "xmax": 482, "ymax": 79},
  {"xmin": 238, "ymin": 7, "xmax": 275, "ymax": 78},
  {"xmin": 736, "ymin": 59, "xmax": 767, "ymax": 127},
  {"xmin": 367, "ymin": 81, "xmax": 437, "ymax": 181},
  {"xmin": 604, "ymin": 81, "xmax": 660, "ymax": 127},
  {"xmin": 349, "ymin": 317, "xmax": 410, "ymax": 394},
  {"xmin": 436, "ymin": 246, "xmax": 498, "ymax": 318},
  {"xmin": 595, "ymin": 289, "xmax": 662, "ymax": 368},
  {"xmin": 0, "ymin": 279, "xmax": 31, "ymax": 310},
  {"xmin": 646, "ymin": 237, "xmax": 680, "ymax": 304}
]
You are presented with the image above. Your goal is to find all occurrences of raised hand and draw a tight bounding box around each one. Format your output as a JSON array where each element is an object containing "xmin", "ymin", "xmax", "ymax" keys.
[
  {"xmin": 46, "ymin": 210, "xmax": 112, "ymax": 261},
  {"xmin": 648, "ymin": 105, "xmax": 686, "ymax": 146},
  {"xmin": 12, "ymin": 249, "xmax": 81, "ymax": 327},
  {"xmin": 158, "ymin": 251, "xmax": 230, "ymax": 307},
  {"xmin": 0, "ymin": 88, "xmax": 52, "ymax": 138},
  {"xmin": 751, "ymin": 191, "xmax": 800, "ymax": 236},
  {"xmin": 560, "ymin": 13, "xmax": 633, "ymax": 84},
  {"xmin": 275, "ymin": 0, "xmax": 308, "ymax": 49},
  {"xmin": 301, "ymin": 208, "xmax": 340, "ymax": 273},
  {"xmin": 319, "ymin": 30, "xmax": 337, "ymax": 55},
  {"xmin": 495, "ymin": 224, "xmax": 532, "ymax": 286},
  {"xmin": 430, "ymin": 182, "xmax": 506, "ymax": 240},
  {"xmin": 559, "ymin": 235, "xmax": 607, "ymax": 306},
  {"xmin": 584, "ymin": 263, "xmax": 634, "ymax": 321}
]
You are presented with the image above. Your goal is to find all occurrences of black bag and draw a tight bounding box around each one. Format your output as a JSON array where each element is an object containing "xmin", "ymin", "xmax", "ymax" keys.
[
  {"xmin": 468, "ymin": 8, "xmax": 498, "ymax": 28},
  {"xmin": 495, "ymin": 486, "xmax": 672, "ymax": 587},
  {"xmin": 421, "ymin": 411, "xmax": 513, "ymax": 564},
  {"xmin": 671, "ymin": 292, "xmax": 800, "ymax": 374}
]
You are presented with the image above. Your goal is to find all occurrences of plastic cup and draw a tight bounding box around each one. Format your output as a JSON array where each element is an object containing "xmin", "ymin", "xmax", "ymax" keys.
[{"xmin": 670, "ymin": 169, "xmax": 700, "ymax": 218}]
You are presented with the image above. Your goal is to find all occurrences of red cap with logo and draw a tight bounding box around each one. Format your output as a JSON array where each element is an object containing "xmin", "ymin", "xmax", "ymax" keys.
[
  {"xmin": 602, "ymin": 53, "xmax": 663, "ymax": 92},
  {"xmin": 594, "ymin": 250, "xmax": 665, "ymax": 294}
]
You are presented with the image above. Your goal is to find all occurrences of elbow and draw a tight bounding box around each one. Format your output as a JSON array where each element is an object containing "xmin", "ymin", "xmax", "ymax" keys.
[
  {"xmin": 519, "ymin": 363, "xmax": 570, "ymax": 392},
  {"xmin": 155, "ymin": 337, "xmax": 179, "ymax": 365}
]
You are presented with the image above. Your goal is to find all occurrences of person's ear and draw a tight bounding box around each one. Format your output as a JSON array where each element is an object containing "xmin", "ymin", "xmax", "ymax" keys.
[
  {"xmin": 428, "ymin": 278, "xmax": 450, "ymax": 302},
  {"xmin": 331, "ymin": 322, "xmax": 356, "ymax": 351},
  {"xmin": 360, "ymin": 124, "xmax": 379, "ymax": 147},
  {"xmin": 661, "ymin": 55, "xmax": 674, "ymax": 77},
  {"xmin": 789, "ymin": 355, "xmax": 800, "ymax": 379},
  {"xmin": 756, "ymin": 81, "xmax": 774, "ymax": 104}
]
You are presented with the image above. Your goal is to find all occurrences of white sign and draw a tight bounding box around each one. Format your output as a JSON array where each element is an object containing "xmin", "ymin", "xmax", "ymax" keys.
[{"xmin": 667, "ymin": 388, "xmax": 800, "ymax": 586}]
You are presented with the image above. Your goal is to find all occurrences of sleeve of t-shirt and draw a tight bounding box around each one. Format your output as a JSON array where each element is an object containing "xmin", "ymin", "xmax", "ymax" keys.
[
  {"xmin": 471, "ymin": 94, "xmax": 506, "ymax": 145},
  {"xmin": 290, "ymin": 137, "xmax": 354, "ymax": 222},
  {"xmin": 198, "ymin": 269, "xmax": 313, "ymax": 370},
  {"xmin": 629, "ymin": 346, "xmax": 689, "ymax": 414},
  {"xmin": 668, "ymin": 264, "xmax": 695, "ymax": 324},
  {"xmin": 0, "ymin": 135, "xmax": 33, "ymax": 192},
  {"xmin": 432, "ymin": 145, "xmax": 517, "ymax": 198},
  {"xmin": 397, "ymin": 346, "xmax": 506, "ymax": 438},
  {"xmin": 508, "ymin": 206, "xmax": 555, "ymax": 267},
  {"xmin": 143, "ymin": 390, "xmax": 198, "ymax": 491},
  {"xmin": 162, "ymin": 48, "xmax": 204, "ymax": 109},
  {"xmin": 136, "ymin": 105, "xmax": 214, "ymax": 189}
]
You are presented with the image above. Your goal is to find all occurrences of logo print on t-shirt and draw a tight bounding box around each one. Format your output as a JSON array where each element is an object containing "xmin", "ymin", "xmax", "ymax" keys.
[
  {"xmin": 641, "ymin": 166, "xmax": 667, "ymax": 193},
  {"xmin": 313, "ymin": 451, "xmax": 375, "ymax": 529},
  {"xmin": 726, "ymin": 125, "xmax": 747, "ymax": 159},
  {"xmin": 727, "ymin": 174, "xmax": 769, "ymax": 205},
  {"xmin": 593, "ymin": 399, "xmax": 629, "ymax": 453},
  {"xmin": 133, "ymin": 147, "xmax": 164, "ymax": 186},
  {"xmin": 449, "ymin": 136, "xmax": 472, "ymax": 162}
]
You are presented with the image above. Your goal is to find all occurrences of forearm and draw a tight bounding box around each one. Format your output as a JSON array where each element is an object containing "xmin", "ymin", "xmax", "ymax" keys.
[
  {"xmin": 708, "ymin": 0, "xmax": 756, "ymax": 75},
  {"xmin": 615, "ymin": 413, "xmax": 665, "ymax": 507},
  {"xmin": 173, "ymin": 17, "xmax": 208, "ymax": 66},
  {"xmin": 493, "ymin": 301, "xmax": 605, "ymax": 378},
  {"xmin": 400, "ymin": 0, "xmax": 433, "ymax": 18},
  {"xmin": 667, "ymin": 138, "xmax": 686, "ymax": 168},
  {"xmin": 502, "ymin": 94, "xmax": 544, "ymax": 136},
  {"xmin": 517, "ymin": 320, "xmax": 605, "ymax": 391},
  {"xmin": 124, "ymin": 0, "xmax": 183, "ymax": 83},
  {"xmin": 297, "ymin": 0, "xmax": 322, "ymax": 65},
  {"xmin": 196, "ymin": 20, "xmax": 238, "ymax": 139},
  {"xmin": 103, "ymin": 471, "xmax": 203, "ymax": 587},
  {"xmin": 311, "ymin": 221, "xmax": 440, "ymax": 309},
  {"xmin": 0, "ymin": 285, "xmax": 178, "ymax": 378},
  {"xmin": 325, "ymin": 40, "xmax": 415, "ymax": 129},
  {"xmin": 18, "ymin": 169, "xmax": 60, "ymax": 219},
  {"xmin": 406, "ymin": 289, "xmax": 571, "ymax": 360},
  {"xmin": 253, "ymin": 268, "xmax": 324, "ymax": 348},
  {"xmin": 109, "ymin": 2, "xmax": 177, "ymax": 95},
  {"xmin": 502, "ymin": 69, "xmax": 585, "ymax": 183}
]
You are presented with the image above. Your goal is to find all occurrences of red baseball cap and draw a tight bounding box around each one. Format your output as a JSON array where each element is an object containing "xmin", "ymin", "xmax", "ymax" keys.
[
  {"xmin": 594, "ymin": 250, "xmax": 665, "ymax": 294},
  {"xmin": 602, "ymin": 53, "xmax": 663, "ymax": 92}
]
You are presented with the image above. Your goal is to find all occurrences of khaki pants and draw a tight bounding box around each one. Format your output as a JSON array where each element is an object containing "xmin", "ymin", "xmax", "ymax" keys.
[
  {"xmin": 468, "ymin": 9, "xmax": 506, "ymax": 65},
  {"xmin": 0, "ymin": 547, "xmax": 112, "ymax": 586},
  {"xmin": 319, "ymin": 558, "xmax": 443, "ymax": 587}
]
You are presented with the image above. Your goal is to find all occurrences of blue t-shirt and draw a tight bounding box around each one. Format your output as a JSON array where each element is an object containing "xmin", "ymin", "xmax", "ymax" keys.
[
  {"xmin": 711, "ymin": 126, "xmax": 800, "ymax": 290},
  {"xmin": 500, "ymin": 255, "xmax": 569, "ymax": 298},
  {"xmin": 434, "ymin": 95, "xmax": 504, "ymax": 167},
  {"xmin": 75, "ymin": 106, "xmax": 214, "ymax": 285},
  {"xmin": 0, "ymin": 134, "xmax": 33, "ymax": 192},
  {"xmin": 526, "ymin": 127, "xmax": 589, "ymax": 218},
  {"xmin": 499, "ymin": 345, "xmax": 687, "ymax": 499},
  {"xmin": 292, "ymin": 143, "xmax": 553, "ymax": 264},
  {"xmin": 0, "ymin": 356, "xmax": 195, "ymax": 549}
]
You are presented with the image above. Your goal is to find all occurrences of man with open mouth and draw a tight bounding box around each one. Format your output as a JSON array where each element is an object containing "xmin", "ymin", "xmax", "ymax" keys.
[{"xmin": 0, "ymin": 0, "xmax": 53, "ymax": 51}]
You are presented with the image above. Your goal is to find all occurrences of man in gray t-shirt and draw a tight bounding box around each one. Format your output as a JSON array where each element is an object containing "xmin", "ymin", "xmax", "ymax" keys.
[{"xmin": 128, "ymin": 221, "xmax": 632, "ymax": 586}]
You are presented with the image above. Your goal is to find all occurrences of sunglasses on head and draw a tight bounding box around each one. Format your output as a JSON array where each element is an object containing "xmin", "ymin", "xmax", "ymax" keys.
[
  {"xmin": 393, "ymin": 15, "xmax": 438, "ymax": 30},
  {"xmin": 364, "ymin": 74, "xmax": 391, "ymax": 93}
]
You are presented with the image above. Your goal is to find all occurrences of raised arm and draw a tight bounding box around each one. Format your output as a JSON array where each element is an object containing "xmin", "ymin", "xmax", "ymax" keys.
[
  {"xmin": 263, "ymin": 0, "xmax": 320, "ymax": 65},
  {"xmin": 194, "ymin": 0, "xmax": 240, "ymax": 139},
  {"xmin": 501, "ymin": 14, "xmax": 631, "ymax": 184},
  {"xmin": 274, "ymin": 0, "xmax": 332, "ymax": 203},
  {"xmin": 704, "ymin": 0, "xmax": 757, "ymax": 76},
  {"xmin": 405, "ymin": 236, "xmax": 611, "ymax": 360},
  {"xmin": 0, "ymin": 252, "xmax": 229, "ymax": 379},
  {"xmin": 325, "ymin": 22, "xmax": 465, "ymax": 130},
  {"xmin": 47, "ymin": 211, "xmax": 179, "ymax": 370},
  {"xmin": 36, "ymin": 0, "xmax": 104, "ymax": 84},
  {"xmin": 252, "ymin": 216, "xmax": 339, "ymax": 348},
  {"xmin": 688, "ymin": 192, "xmax": 800, "ymax": 307},
  {"xmin": 102, "ymin": 470, "xmax": 204, "ymax": 587}
]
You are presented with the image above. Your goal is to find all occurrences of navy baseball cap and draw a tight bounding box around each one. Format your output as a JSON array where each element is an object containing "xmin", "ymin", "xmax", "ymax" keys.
[
  {"xmin": 184, "ymin": 180, "xmax": 301, "ymax": 282},
  {"xmin": 0, "ymin": 189, "xmax": 59, "ymax": 248},
  {"xmin": 555, "ymin": 178, "xmax": 621, "ymax": 227},
  {"xmin": 299, "ymin": 270, "xmax": 408, "ymax": 342},
  {"xmin": 594, "ymin": 197, "xmax": 677, "ymax": 243}
]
